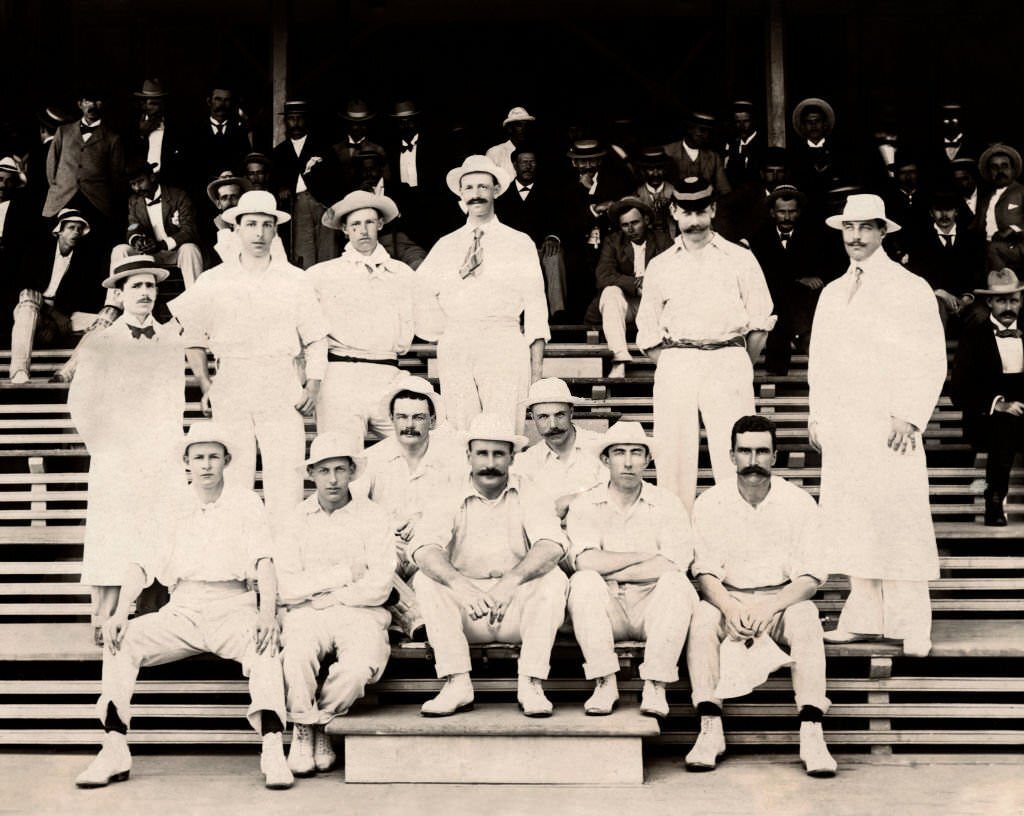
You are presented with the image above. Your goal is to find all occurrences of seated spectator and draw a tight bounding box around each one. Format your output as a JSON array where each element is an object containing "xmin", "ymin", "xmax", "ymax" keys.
[
  {"xmin": 748, "ymin": 184, "xmax": 829, "ymax": 373},
  {"xmin": 584, "ymin": 197, "xmax": 671, "ymax": 377},
  {"xmin": 723, "ymin": 100, "xmax": 764, "ymax": 190},
  {"xmin": 0, "ymin": 156, "xmax": 34, "ymax": 335},
  {"xmin": 566, "ymin": 421, "xmax": 696, "ymax": 719},
  {"xmin": 327, "ymin": 99, "xmax": 389, "ymax": 196},
  {"xmin": 409, "ymin": 414, "xmax": 569, "ymax": 718},
  {"xmin": 277, "ymin": 430, "xmax": 395, "ymax": 776},
  {"xmin": 111, "ymin": 158, "xmax": 203, "ymax": 288},
  {"xmin": 687, "ymin": 415, "xmax": 836, "ymax": 777},
  {"xmin": 976, "ymin": 144, "xmax": 1024, "ymax": 274},
  {"xmin": 244, "ymin": 151, "xmax": 273, "ymax": 191},
  {"xmin": 883, "ymin": 152, "xmax": 930, "ymax": 239},
  {"xmin": 789, "ymin": 97, "xmax": 839, "ymax": 216},
  {"xmin": 951, "ymin": 268, "xmax": 1024, "ymax": 527},
  {"xmin": 8, "ymin": 209, "xmax": 113, "ymax": 384},
  {"xmin": 485, "ymin": 106, "xmax": 536, "ymax": 182},
  {"xmin": 75, "ymin": 421, "xmax": 293, "ymax": 791},
  {"xmin": 633, "ymin": 147, "xmax": 678, "ymax": 241},
  {"xmin": 904, "ymin": 189, "xmax": 987, "ymax": 330},
  {"xmin": 664, "ymin": 111, "xmax": 730, "ymax": 196},
  {"xmin": 950, "ymin": 156, "xmax": 979, "ymax": 221},
  {"xmin": 715, "ymin": 145, "xmax": 789, "ymax": 243}
]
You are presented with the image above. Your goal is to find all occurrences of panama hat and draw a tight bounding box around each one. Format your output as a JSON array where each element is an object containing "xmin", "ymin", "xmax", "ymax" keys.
[
  {"xmin": 180, "ymin": 420, "xmax": 236, "ymax": 459},
  {"xmin": 51, "ymin": 207, "xmax": 90, "ymax": 237},
  {"xmin": 590, "ymin": 420, "xmax": 657, "ymax": 459},
  {"xmin": 303, "ymin": 430, "xmax": 366, "ymax": 481},
  {"xmin": 974, "ymin": 268, "xmax": 1024, "ymax": 296},
  {"xmin": 792, "ymin": 97, "xmax": 836, "ymax": 135},
  {"xmin": 979, "ymin": 143, "xmax": 1022, "ymax": 179},
  {"xmin": 379, "ymin": 375, "xmax": 446, "ymax": 426},
  {"xmin": 205, "ymin": 172, "xmax": 251, "ymax": 205},
  {"xmin": 322, "ymin": 190, "xmax": 399, "ymax": 228},
  {"xmin": 824, "ymin": 193, "xmax": 901, "ymax": 233},
  {"xmin": 464, "ymin": 413, "xmax": 528, "ymax": 452},
  {"xmin": 445, "ymin": 155, "xmax": 511, "ymax": 197},
  {"xmin": 222, "ymin": 190, "xmax": 290, "ymax": 225},
  {"xmin": 522, "ymin": 377, "xmax": 581, "ymax": 411},
  {"xmin": 502, "ymin": 106, "xmax": 535, "ymax": 127}
]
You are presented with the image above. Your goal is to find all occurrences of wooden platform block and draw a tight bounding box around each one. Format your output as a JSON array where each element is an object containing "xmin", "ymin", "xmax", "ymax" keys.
[{"xmin": 330, "ymin": 703, "xmax": 659, "ymax": 784}]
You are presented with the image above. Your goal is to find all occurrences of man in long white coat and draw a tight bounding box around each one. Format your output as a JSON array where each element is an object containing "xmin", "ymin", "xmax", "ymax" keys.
[{"xmin": 808, "ymin": 194, "xmax": 946, "ymax": 657}]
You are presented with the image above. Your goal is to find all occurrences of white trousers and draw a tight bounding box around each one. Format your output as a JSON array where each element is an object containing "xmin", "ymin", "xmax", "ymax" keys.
[
  {"xmin": 111, "ymin": 242, "xmax": 204, "ymax": 288},
  {"xmin": 317, "ymin": 360, "xmax": 404, "ymax": 438},
  {"xmin": 837, "ymin": 577, "xmax": 932, "ymax": 642},
  {"xmin": 437, "ymin": 326, "xmax": 530, "ymax": 433},
  {"xmin": 280, "ymin": 604, "xmax": 391, "ymax": 725},
  {"xmin": 653, "ymin": 347, "xmax": 754, "ymax": 512},
  {"xmin": 567, "ymin": 570, "xmax": 696, "ymax": 683},
  {"xmin": 599, "ymin": 287, "xmax": 639, "ymax": 361},
  {"xmin": 96, "ymin": 587, "xmax": 286, "ymax": 732},
  {"xmin": 413, "ymin": 569, "xmax": 568, "ymax": 679},
  {"xmin": 687, "ymin": 597, "xmax": 831, "ymax": 713}
]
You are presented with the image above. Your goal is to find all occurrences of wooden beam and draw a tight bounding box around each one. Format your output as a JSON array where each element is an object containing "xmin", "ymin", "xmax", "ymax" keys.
[
  {"xmin": 271, "ymin": 0, "xmax": 289, "ymax": 146},
  {"xmin": 765, "ymin": 0, "xmax": 786, "ymax": 146}
]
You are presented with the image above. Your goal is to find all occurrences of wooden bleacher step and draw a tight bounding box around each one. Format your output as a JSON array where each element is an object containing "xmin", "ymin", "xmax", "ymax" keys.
[{"xmin": 326, "ymin": 702, "xmax": 660, "ymax": 784}]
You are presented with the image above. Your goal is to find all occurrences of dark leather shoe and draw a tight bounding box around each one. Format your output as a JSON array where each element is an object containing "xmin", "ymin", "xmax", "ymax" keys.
[{"xmin": 985, "ymin": 496, "xmax": 1007, "ymax": 527}]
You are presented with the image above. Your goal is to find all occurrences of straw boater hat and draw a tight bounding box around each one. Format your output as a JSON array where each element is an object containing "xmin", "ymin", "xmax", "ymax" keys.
[
  {"xmin": 522, "ymin": 377, "xmax": 581, "ymax": 412},
  {"xmin": 133, "ymin": 79, "xmax": 168, "ymax": 98},
  {"xmin": 321, "ymin": 190, "xmax": 399, "ymax": 228},
  {"xmin": 670, "ymin": 177, "xmax": 716, "ymax": 211},
  {"xmin": 102, "ymin": 254, "xmax": 170, "ymax": 289},
  {"xmin": 975, "ymin": 268, "xmax": 1024, "ymax": 296},
  {"xmin": 380, "ymin": 375, "xmax": 447, "ymax": 425},
  {"xmin": 824, "ymin": 193, "xmax": 901, "ymax": 233},
  {"xmin": 464, "ymin": 413, "xmax": 528, "ymax": 452},
  {"xmin": 222, "ymin": 190, "xmax": 290, "ymax": 225},
  {"xmin": 590, "ymin": 420, "xmax": 657, "ymax": 460},
  {"xmin": 445, "ymin": 155, "xmax": 511, "ymax": 197},
  {"xmin": 767, "ymin": 184, "xmax": 807, "ymax": 207},
  {"xmin": 566, "ymin": 139, "xmax": 607, "ymax": 160},
  {"xmin": 51, "ymin": 207, "xmax": 90, "ymax": 237},
  {"xmin": 979, "ymin": 143, "xmax": 1022, "ymax": 179},
  {"xmin": 502, "ymin": 106, "xmax": 535, "ymax": 127},
  {"xmin": 0, "ymin": 156, "xmax": 26, "ymax": 186},
  {"xmin": 340, "ymin": 99, "xmax": 376, "ymax": 122},
  {"xmin": 280, "ymin": 100, "xmax": 309, "ymax": 116},
  {"xmin": 303, "ymin": 430, "xmax": 367, "ymax": 481},
  {"xmin": 792, "ymin": 97, "xmax": 836, "ymax": 135},
  {"xmin": 636, "ymin": 146, "xmax": 669, "ymax": 166},
  {"xmin": 205, "ymin": 171, "xmax": 251, "ymax": 205},
  {"xmin": 180, "ymin": 420, "xmax": 236, "ymax": 459}
]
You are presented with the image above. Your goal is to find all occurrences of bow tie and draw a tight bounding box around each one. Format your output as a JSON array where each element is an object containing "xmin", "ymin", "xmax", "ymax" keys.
[
  {"xmin": 995, "ymin": 327, "xmax": 1022, "ymax": 339},
  {"xmin": 401, "ymin": 142, "xmax": 415, "ymax": 153},
  {"xmin": 945, "ymin": 137, "xmax": 963, "ymax": 146},
  {"xmin": 146, "ymin": 197, "xmax": 161, "ymax": 206},
  {"xmin": 80, "ymin": 122, "xmax": 98, "ymax": 134},
  {"xmin": 128, "ymin": 324, "xmax": 155, "ymax": 340}
]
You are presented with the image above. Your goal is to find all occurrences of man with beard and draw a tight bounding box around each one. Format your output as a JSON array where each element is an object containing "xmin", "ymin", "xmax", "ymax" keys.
[
  {"xmin": 416, "ymin": 155, "xmax": 548, "ymax": 431},
  {"xmin": 687, "ymin": 415, "xmax": 836, "ymax": 777},
  {"xmin": 810, "ymin": 194, "xmax": 946, "ymax": 657},
  {"xmin": 951, "ymin": 269, "xmax": 1024, "ymax": 526},
  {"xmin": 515, "ymin": 377, "xmax": 607, "ymax": 519},
  {"xmin": 977, "ymin": 144, "xmax": 1024, "ymax": 273},
  {"xmin": 636, "ymin": 178, "xmax": 775, "ymax": 512}
]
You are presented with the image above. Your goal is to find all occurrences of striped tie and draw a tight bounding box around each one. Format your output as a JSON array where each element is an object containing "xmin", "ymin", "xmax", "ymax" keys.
[
  {"xmin": 459, "ymin": 227, "xmax": 483, "ymax": 279},
  {"xmin": 847, "ymin": 266, "xmax": 863, "ymax": 303}
]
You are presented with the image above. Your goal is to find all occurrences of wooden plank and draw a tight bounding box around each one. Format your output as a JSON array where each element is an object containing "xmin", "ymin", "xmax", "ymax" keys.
[
  {"xmin": 0, "ymin": 603, "xmax": 90, "ymax": 615},
  {"xmin": 0, "ymin": 703, "xmax": 251, "ymax": 719},
  {"xmin": 0, "ymin": 563, "xmax": 83, "ymax": 575},
  {"xmin": 651, "ymin": 731, "xmax": 1024, "ymax": 746},
  {"xmin": 0, "ymin": 729, "xmax": 261, "ymax": 745}
]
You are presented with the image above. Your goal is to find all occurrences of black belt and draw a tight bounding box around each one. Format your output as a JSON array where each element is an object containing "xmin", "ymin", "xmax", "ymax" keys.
[
  {"xmin": 327, "ymin": 348, "xmax": 399, "ymax": 364},
  {"xmin": 663, "ymin": 336, "xmax": 745, "ymax": 351}
]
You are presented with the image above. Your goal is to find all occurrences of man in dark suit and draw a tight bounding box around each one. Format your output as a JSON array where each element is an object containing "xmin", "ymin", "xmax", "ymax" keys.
[
  {"xmin": 7, "ymin": 209, "xmax": 110, "ymax": 383},
  {"xmin": 584, "ymin": 197, "xmax": 671, "ymax": 377},
  {"xmin": 723, "ymin": 100, "xmax": 764, "ymax": 190},
  {"xmin": 386, "ymin": 99, "xmax": 444, "ymax": 246},
  {"xmin": 664, "ymin": 111, "xmax": 730, "ymax": 196},
  {"xmin": 928, "ymin": 103, "xmax": 982, "ymax": 181},
  {"xmin": 191, "ymin": 84, "xmax": 252, "ymax": 190},
  {"xmin": 325, "ymin": 99, "xmax": 389, "ymax": 199},
  {"xmin": 904, "ymin": 189, "xmax": 987, "ymax": 330},
  {"xmin": 951, "ymin": 268, "xmax": 1024, "ymax": 525},
  {"xmin": 26, "ymin": 107, "xmax": 72, "ymax": 212},
  {"xmin": 633, "ymin": 147, "xmax": 678, "ymax": 241},
  {"xmin": 715, "ymin": 146, "xmax": 789, "ymax": 244},
  {"xmin": 128, "ymin": 79, "xmax": 188, "ymax": 190},
  {"xmin": 748, "ymin": 184, "xmax": 828, "ymax": 374},
  {"xmin": 789, "ymin": 98, "xmax": 841, "ymax": 219},
  {"xmin": 976, "ymin": 144, "xmax": 1024, "ymax": 274},
  {"xmin": 495, "ymin": 145, "xmax": 567, "ymax": 316},
  {"xmin": 44, "ymin": 89, "xmax": 125, "ymax": 250}
]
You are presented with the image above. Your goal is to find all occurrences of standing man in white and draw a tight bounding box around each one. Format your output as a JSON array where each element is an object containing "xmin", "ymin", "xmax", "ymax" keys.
[{"xmin": 809, "ymin": 194, "xmax": 947, "ymax": 656}]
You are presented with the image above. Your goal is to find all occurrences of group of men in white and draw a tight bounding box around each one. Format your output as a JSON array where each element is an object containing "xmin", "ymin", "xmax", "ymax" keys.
[{"xmin": 69, "ymin": 153, "xmax": 947, "ymax": 790}]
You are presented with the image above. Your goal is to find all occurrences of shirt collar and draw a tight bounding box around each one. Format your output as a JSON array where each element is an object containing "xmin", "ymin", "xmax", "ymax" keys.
[
  {"xmin": 585, "ymin": 480, "xmax": 655, "ymax": 508},
  {"xmin": 645, "ymin": 182, "xmax": 664, "ymax": 194},
  {"xmin": 460, "ymin": 473, "xmax": 522, "ymax": 504},
  {"xmin": 849, "ymin": 247, "xmax": 889, "ymax": 276},
  {"xmin": 303, "ymin": 492, "xmax": 355, "ymax": 515},
  {"xmin": 739, "ymin": 131, "xmax": 758, "ymax": 146},
  {"xmin": 991, "ymin": 315, "xmax": 1019, "ymax": 332},
  {"xmin": 806, "ymin": 138, "xmax": 826, "ymax": 148},
  {"xmin": 341, "ymin": 241, "xmax": 392, "ymax": 269},
  {"xmin": 934, "ymin": 223, "xmax": 957, "ymax": 238},
  {"xmin": 462, "ymin": 215, "xmax": 500, "ymax": 233},
  {"xmin": 147, "ymin": 185, "xmax": 163, "ymax": 203},
  {"xmin": 121, "ymin": 313, "xmax": 155, "ymax": 330}
]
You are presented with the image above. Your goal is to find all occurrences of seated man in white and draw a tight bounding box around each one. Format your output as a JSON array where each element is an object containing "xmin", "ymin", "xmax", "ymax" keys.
[
  {"xmin": 566, "ymin": 420, "xmax": 697, "ymax": 718},
  {"xmin": 75, "ymin": 421, "xmax": 293, "ymax": 791},
  {"xmin": 409, "ymin": 413, "xmax": 569, "ymax": 717},
  {"xmin": 687, "ymin": 414, "xmax": 836, "ymax": 777},
  {"xmin": 277, "ymin": 429, "xmax": 396, "ymax": 777}
]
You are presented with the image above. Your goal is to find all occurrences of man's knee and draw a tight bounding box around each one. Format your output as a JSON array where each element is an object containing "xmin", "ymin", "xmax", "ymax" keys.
[
  {"xmin": 652, "ymin": 570, "xmax": 697, "ymax": 611},
  {"xmin": 568, "ymin": 569, "xmax": 608, "ymax": 605},
  {"xmin": 599, "ymin": 286, "xmax": 628, "ymax": 315},
  {"xmin": 782, "ymin": 600, "xmax": 823, "ymax": 639},
  {"xmin": 533, "ymin": 568, "xmax": 569, "ymax": 602},
  {"xmin": 691, "ymin": 599, "xmax": 724, "ymax": 634}
]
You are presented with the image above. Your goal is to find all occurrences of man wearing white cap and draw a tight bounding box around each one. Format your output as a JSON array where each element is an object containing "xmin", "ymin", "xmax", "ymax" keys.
[
  {"xmin": 277, "ymin": 430, "xmax": 396, "ymax": 777},
  {"xmin": 169, "ymin": 190, "xmax": 329, "ymax": 530},
  {"xmin": 409, "ymin": 413, "xmax": 569, "ymax": 717},
  {"xmin": 515, "ymin": 377, "xmax": 607, "ymax": 518},
  {"xmin": 69, "ymin": 255, "xmax": 186, "ymax": 645},
  {"xmin": 416, "ymin": 155, "xmax": 549, "ymax": 432},
  {"xmin": 687, "ymin": 415, "xmax": 835, "ymax": 777},
  {"xmin": 636, "ymin": 177, "xmax": 775, "ymax": 512},
  {"xmin": 485, "ymin": 106, "xmax": 536, "ymax": 182},
  {"xmin": 306, "ymin": 190, "xmax": 415, "ymax": 438},
  {"xmin": 76, "ymin": 421, "xmax": 293, "ymax": 790},
  {"xmin": 566, "ymin": 421, "xmax": 695, "ymax": 719},
  {"xmin": 810, "ymin": 194, "xmax": 946, "ymax": 657}
]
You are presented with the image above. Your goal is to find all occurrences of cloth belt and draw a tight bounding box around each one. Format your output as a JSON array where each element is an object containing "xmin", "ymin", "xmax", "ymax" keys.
[
  {"xmin": 327, "ymin": 352, "xmax": 399, "ymax": 366},
  {"xmin": 663, "ymin": 335, "xmax": 746, "ymax": 351}
]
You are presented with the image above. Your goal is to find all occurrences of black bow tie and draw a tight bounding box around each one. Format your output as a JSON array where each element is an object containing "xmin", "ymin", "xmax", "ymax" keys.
[
  {"xmin": 80, "ymin": 122, "xmax": 98, "ymax": 134},
  {"xmin": 945, "ymin": 137, "xmax": 963, "ymax": 146},
  {"xmin": 128, "ymin": 324, "xmax": 155, "ymax": 340},
  {"xmin": 401, "ymin": 141, "xmax": 415, "ymax": 152},
  {"xmin": 995, "ymin": 327, "xmax": 1022, "ymax": 339},
  {"xmin": 146, "ymin": 197, "xmax": 161, "ymax": 206}
]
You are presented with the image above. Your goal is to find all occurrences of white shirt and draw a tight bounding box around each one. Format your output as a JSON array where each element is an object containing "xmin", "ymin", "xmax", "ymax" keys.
[
  {"xmin": 631, "ymin": 241, "xmax": 647, "ymax": 278},
  {"xmin": 147, "ymin": 123, "xmax": 165, "ymax": 171},
  {"xmin": 399, "ymin": 133, "xmax": 419, "ymax": 187},
  {"xmin": 416, "ymin": 217, "xmax": 551, "ymax": 343},
  {"xmin": 636, "ymin": 233, "xmax": 775, "ymax": 349},
  {"xmin": 514, "ymin": 425, "xmax": 607, "ymax": 504},
  {"xmin": 275, "ymin": 493, "xmax": 396, "ymax": 608},
  {"xmin": 516, "ymin": 180, "xmax": 532, "ymax": 200},
  {"xmin": 692, "ymin": 477, "xmax": 826, "ymax": 589},
  {"xmin": 986, "ymin": 186, "xmax": 1008, "ymax": 240},
  {"xmin": 484, "ymin": 139, "xmax": 516, "ymax": 183},
  {"xmin": 145, "ymin": 186, "xmax": 171, "ymax": 246},
  {"xmin": 81, "ymin": 119, "xmax": 101, "ymax": 143},
  {"xmin": 210, "ymin": 117, "xmax": 228, "ymax": 135},
  {"xmin": 567, "ymin": 480, "xmax": 693, "ymax": 571},
  {"xmin": 877, "ymin": 142, "xmax": 896, "ymax": 173},
  {"xmin": 42, "ymin": 245, "xmax": 74, "ymax": 299},
  {"xmin": 0, "ymin": 200, "xmax": 10, "ymax": 237},
  {"xmin": 682, "ymin": 141, "xmax": 699, "ymax": 162},
  {"xmin": 965, "ymin": 189, "xmax": 977, "ymax": 215},
  {"xmin": 291, "ymin": 135, "xmax": 308, "ymax": 193},
  {"xmin": 305, "ymin": 243, "xmax": 415, "ymax": 359},
  {"xmin": 361, "ymin": 434, "xmax": 466, "ymax": 521},
  {"xmin": 934, "ymin": 224, "xmax": 957, "ymax": 245},
  {"xmin": 992, "ymin": 316, "xmax": 1024, "ymax": 375}
]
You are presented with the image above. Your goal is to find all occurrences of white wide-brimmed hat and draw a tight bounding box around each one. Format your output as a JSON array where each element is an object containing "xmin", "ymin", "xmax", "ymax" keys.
[
  {"xmin": 0, "ymin": 156, "xmax": 27, "ymax": 186},
  {"xmin": 322, "ymin": 190, "xmax": 400, "ymax": 228},
  {"xmin": 180, "ymin": 420, "xmax": 237, "ymax": 459},
  {"xmin": 715, "ymin": 636, "xmax": 794, "ymax": 700},
  {"xmin": 502, "ymin": 106, "xmax": 535, "ymax": 127},
  {"xmin": 379, "ymin": 375, "xmax": 446, "ymax": 426},
  {"xmin": 303, "ymin": 430, "xmax": 367, "ymax": 481},
  {"xmin": 824, "ymin": 193, "xmax": 901, "ymax": 233},
  {"xmin": 522, "ymin": 377, "xmax": 580, "ymax": 411},
  {"xmin": 792, "ymin": 97, "xmax": 836, "ymax": 136},
  {"xmin": 223, "ymin": 190, "xmax": 291, "ymax": 225},
  {"xmin": 975, "ymin": 267, "xmax": 1024, "ymax": 296},
  {"xmin": 445, "ymin": 155, "xmax": 511, "ymax": 197},
  {"xmin": 464, "ymin": 413, "xmax": 528, "ymax": 452},
  {"xmin": 590, "ymin": 420, "xmax": 657, "ymax": 459}
]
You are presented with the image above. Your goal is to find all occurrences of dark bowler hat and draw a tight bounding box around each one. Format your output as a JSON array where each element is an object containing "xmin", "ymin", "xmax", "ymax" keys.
[
  {"xmin": 927, "ymin": 189, "xmax": 961, "ymax": 211},
  {"xmin": 391, "ymin": 99, "xmax": 420, "ymax": 118},
  {"xmin": 244, "ymin": 151, "xmax": 272, "ymax": 167},
  {"xmin": 133, "ymin": 79, "xmax": 168, "ymax": 98},
  {"xmin": 893, "ymin": 150, "xmax": 919, "ymax": 170},
  {"xmin": 609, "ymin": 196, "xmax": 654, "ymax": 224},
  {"xmin": 38, "ymin": 106, "xmax": 74, "ymax": 129},
  {"xmin": 670, "ymin": 177, "xmax": 716, "ymax": 211}
]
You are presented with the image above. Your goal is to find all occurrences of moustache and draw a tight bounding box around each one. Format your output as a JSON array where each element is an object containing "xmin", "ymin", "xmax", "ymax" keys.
[
  {"xmin": 399, "ymin": 429, "xmax": 421, "ymax": 437},
  {"xmin": 740, "ymin": 465, "xmax": 770, "ymax": 477},
  {"xmin": 1000, "ymin": 310, "xmax": 1019, "ymax": 318},
  {"xmin": 683, "ymin": 225, "xmax": 708, "ymax": 233},
  {"xmin": 846, "ymin": 242, "xmax": 866, "ymax": 248},
  {"xmin": 475, "ymin": 468, "xmax": 503, "ymax": 477},
  {"xmin": 466, "ymin": 198, "xmax": 487, "ymax": 206},
  {"xmin": 543, "ymin": 428, "xmax": 566, "ymax": 437}
]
